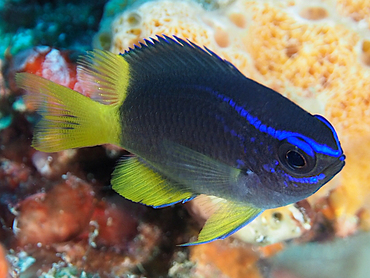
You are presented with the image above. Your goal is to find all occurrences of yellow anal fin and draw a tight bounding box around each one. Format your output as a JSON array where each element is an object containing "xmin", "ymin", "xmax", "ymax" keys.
[
  {"xmin": 181, "ymin": 199, "xmax": 263, "ymax": 246},
  {"xmin": 112, "ymin": 156, "xmax": 194, "ymax": 208},
  {"xmin": 16, "ymin": 73, "xmax": 121, "ymax": 152},
  {"xmin": 77, "ymin": 50, "xmax": 129, "ymax": 106}
]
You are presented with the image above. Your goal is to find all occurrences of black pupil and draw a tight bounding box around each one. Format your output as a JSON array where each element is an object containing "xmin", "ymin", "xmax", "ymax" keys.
[{"xmin": 286, "ymin": 150, "xmax": 306, "ymax": 168}]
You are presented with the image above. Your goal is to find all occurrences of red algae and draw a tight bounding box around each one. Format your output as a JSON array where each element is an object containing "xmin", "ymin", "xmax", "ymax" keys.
[
  {"xmin": 52, "ymin": 221, "xmax": 162, "ymax": 276},
  {"xmin": 14, "ymin": 175, "xmax": 95, "ymax": 246},
  {"xmin": 0, "ymin": 159, "xmax": 31, "ymax": 190},
  {"xmin": 6, "ymin": 46, "xmax": 79, "ymax": 95},
  {"xmin": 90, "ymin": 199, "xmax": 138, "ymax": 250}
]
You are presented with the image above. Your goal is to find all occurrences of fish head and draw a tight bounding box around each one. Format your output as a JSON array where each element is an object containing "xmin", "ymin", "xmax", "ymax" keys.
[{"xmin": 236, "ymin": 114, "xmax": 345, "ymax": 209}]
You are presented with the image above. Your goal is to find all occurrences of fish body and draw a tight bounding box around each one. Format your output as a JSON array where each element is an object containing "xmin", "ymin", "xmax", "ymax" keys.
[{"xmin": 16, "ymin": 36, "xmax": 345, "ymax": 245}]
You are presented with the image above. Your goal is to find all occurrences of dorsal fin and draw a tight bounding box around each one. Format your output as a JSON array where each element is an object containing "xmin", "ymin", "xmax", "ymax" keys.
[
  {"xmin": 121, "ymin": 35, "xmax": 244, "ymax": 79},
  {"xmin": 77, "ymin": 50, "xmax": 130, "ymax": 106}
]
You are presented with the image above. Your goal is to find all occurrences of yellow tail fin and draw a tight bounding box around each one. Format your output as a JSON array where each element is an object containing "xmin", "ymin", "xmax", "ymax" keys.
[{"xmin": 16, "ymin": 73, "xmax": 121, "ymax": 152}]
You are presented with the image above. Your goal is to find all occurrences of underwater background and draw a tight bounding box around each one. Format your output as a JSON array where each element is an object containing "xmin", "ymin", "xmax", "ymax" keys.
[{"xmin": 0, "ymin": 0, "xmax": 370, "ymax": 277}]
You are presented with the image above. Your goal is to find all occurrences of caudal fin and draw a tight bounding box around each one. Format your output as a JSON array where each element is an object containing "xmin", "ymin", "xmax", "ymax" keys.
[
  {"xmin": 16, "ymin": 73, "xmax": 121, "ymax": 152},
  {"xmin": 16, "ymin": 50, "xmax": 130, "ymax": 152}
]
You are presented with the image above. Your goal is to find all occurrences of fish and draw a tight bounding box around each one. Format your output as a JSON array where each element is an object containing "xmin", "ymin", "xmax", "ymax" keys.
[{"xmin": 15, "ymin": 35, "xmax": 345, "ymax": 245}]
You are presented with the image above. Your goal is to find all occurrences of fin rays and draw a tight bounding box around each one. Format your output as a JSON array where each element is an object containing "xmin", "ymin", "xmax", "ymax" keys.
[
  {"xmin": 123, "ymin": 35, "xmax": 244, "ymax": 80},
  {"xmin": 77, "ymin": 50, "xmax": 129, "ymax": 106},
  {"xmin": 16, "ymin": 73, "xmax": 121, "ymax": 152},
  {"xmin": 112, "ymin": 156, "xmax": 194, "ymax": 208},
  {"xmin": 159, "ymin": 141, "xmax": 241, "ymax": 197},
  {"xmin": 182, "ymin": 199, "xmax": 263, "ymax": 246}
]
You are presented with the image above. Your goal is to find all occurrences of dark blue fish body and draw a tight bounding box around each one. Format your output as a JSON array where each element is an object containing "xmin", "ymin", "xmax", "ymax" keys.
[
  {"xmin": 118, "ymin": 37, "xmax": 344, "ymax": 209},
  {"xmin": 16, "ymin": 36, "xmax": 345, "ymax": 244}
]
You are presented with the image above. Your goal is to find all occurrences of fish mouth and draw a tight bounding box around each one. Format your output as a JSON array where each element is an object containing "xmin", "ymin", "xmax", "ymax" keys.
[{"xmin": 323, "ymin": 154, "xmax": 345, "ymax": 179}]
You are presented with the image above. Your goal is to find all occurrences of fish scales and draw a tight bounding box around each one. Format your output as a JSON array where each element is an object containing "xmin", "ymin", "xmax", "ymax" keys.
[
  {"xmin": 16, "ymin": 35, "xmax": 345, "ymax": 245},
  {"xmin": 120, "ymin": 81, "xmax": 248, "ymax": 166}
]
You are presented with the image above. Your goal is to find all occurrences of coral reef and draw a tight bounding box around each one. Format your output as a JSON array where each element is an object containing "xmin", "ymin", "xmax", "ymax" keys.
[
  {"xmin": 1, "ymin": 0, "xmax": 370, "ymax": 277},
  {"xmin": 14, "ymin": 175, "xmax": 95, "ymax": 246}
]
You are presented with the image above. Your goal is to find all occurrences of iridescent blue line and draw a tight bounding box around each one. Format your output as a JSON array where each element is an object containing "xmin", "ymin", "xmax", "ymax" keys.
[
  {"xmin": 266, "ymin": 163, "xmax": 326, "ymax": 184},
  {"xmin": 152, "ymin": 195, "xmax": 196, "ymax": 209},
  {"xmin": 286, "ymin": 172, "xmax": 326, "ymax": 184},
  {"xmin": 214, "ymin": 94, "xmax": 342, "ymax": 158}
]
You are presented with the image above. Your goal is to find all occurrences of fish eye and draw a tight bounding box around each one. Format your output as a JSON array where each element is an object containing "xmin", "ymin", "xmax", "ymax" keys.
[
  {"xmin": 278, "ymin": 138, "xmax": 316, "ymax": 175},
  {"xmin": 286, "ymin": 150, "xmax": 306, "ymax": 169}
]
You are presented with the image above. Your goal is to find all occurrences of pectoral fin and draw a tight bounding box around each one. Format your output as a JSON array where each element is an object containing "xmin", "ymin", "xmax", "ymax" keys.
[
  {"xmin": 181, "ymin": 199, "xmax": 263, "ymax": 246},
  {"xmin": 159, "ymin": 140, "xmax": 241, "ymax": 197},
  {"xmin": 112, "ymin": 156, "xmax": 194, "ymax": 208}
]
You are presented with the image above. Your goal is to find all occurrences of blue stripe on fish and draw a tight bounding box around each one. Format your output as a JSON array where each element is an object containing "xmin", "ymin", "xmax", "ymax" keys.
[
  {"xmin": 213, "ymin": 93, "xmax": 342, "ymax": 158},
  {"xmin": 286, "ymin": 137, "xmax": 315, "ymax": 157},
  {"xmin": 152, "ymin": 196, "xmax": 196, "ymax": 208},
  {"xmin": 284, "ymin": 172, "xmax": 326, "ymax": 184}
]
